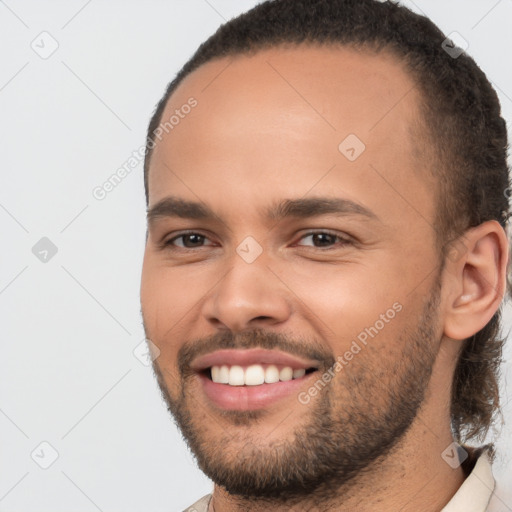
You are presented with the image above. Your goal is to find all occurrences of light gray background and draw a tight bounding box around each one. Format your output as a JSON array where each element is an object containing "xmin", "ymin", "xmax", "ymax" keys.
[{"xmin": 1, "ymin": 1, "xmax": 511, "ymax": 511}]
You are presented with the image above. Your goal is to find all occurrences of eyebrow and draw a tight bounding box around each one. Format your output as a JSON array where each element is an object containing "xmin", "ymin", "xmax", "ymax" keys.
[{"xmin": 146, "ymin": 196, "xmax": 379, "ymax": 225}]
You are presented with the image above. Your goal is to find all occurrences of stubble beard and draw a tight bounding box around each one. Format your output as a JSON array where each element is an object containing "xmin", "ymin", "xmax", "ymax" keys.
[{"xmin": 147, "ymin": 280, "xmax": 441, "ymax": 505}]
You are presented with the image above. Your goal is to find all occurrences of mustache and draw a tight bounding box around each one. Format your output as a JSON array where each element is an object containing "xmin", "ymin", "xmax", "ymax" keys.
[{"xmin": 177, "ymin": 328, "xmax": 335, "ymax": 378}]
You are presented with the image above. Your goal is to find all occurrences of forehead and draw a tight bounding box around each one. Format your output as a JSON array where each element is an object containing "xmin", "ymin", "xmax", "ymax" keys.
[{"xmin": 148, "ymin": 44, "xmax": 435, "ymax": 228}]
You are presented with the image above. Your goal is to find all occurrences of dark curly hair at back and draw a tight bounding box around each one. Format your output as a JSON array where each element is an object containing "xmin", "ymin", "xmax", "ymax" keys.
[{"xmin": 143, "ymin": 0, "xmax": 511, "ymax": 444}]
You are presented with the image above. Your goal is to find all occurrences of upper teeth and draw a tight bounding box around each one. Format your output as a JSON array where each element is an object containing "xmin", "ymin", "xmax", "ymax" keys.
[{"xmin": 210, "ymin": 364, "xmax": 307, "ymax": 386}]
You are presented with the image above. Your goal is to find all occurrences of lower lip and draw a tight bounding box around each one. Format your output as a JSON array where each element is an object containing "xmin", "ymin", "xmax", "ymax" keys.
[{"xmin": 197, "ymin": 372, "xmax": 317, "ymax": 410}]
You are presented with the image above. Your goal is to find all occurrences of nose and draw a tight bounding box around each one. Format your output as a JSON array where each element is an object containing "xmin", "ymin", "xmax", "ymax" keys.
[{"xmin": 201, "ymin": 255, "xmax": 292, "ymax": 332}]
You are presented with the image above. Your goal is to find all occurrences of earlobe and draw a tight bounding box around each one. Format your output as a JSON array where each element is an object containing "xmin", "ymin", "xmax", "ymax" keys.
[{"xmin": 443, "ymin": 221, "xmax": 508, "ymax": 341}]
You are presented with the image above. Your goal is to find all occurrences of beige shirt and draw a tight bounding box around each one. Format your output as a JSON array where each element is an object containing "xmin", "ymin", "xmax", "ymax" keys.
[{"xmin": 184, "ymin": 448, "xmax": 503, "ymax": 512}]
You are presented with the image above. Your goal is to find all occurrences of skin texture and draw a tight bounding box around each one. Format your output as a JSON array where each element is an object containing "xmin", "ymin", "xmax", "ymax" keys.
[{"xmin": 140, "ymin": 45, "xmax": 508, "ymax": 511}]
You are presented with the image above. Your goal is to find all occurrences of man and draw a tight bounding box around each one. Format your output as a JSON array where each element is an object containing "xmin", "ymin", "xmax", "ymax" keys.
[{"xmin": 140, "ymin": 0, "xmax": 511, "ymax": 510}]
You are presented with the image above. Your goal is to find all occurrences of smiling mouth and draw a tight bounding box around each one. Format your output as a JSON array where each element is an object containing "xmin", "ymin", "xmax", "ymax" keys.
[{"xmin": 200, "ymin": 364, "xmax": 318, "ymax": 386}]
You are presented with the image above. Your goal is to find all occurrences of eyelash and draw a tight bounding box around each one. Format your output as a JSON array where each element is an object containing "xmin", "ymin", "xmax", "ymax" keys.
[{"xmin": 162, "ymin": 230, "xmax": 352, "ymax": 251}]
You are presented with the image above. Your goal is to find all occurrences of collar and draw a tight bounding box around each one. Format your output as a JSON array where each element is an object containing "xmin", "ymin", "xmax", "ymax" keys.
[{"xmin": 441, "ymin": 447, "xmax": 495, "ymax": 512}]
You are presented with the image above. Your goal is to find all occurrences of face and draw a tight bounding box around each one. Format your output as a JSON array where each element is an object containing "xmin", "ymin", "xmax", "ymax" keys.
[{"xmin": 140, "ymin": 45, "xmax": 445, "ymax": 502}]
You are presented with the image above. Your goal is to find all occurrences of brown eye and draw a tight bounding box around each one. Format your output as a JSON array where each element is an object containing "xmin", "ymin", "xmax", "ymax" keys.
[
  {"xmin": 296, "ymin": 231, "xmax": 351, "ymax": 249},
  {"xmin": 165, "ymin": 232, "xmax": 214, "ymax": 249}
]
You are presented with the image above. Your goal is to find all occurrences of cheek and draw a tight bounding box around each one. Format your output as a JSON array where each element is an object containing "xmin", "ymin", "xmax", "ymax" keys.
[
  {"xmin": 141, "ymin": 253, "xmax": 201, "ymax": 319},
  {"xmin": 140, "ymin": 258, "xmax": 210, "ymax": 367},
  {"xmin": 277, "ymin": 257, "xmax": 411, "ymax": 347},
  {"xmin": 140, "ymin": 258, "xmax": 163, "ymax": 335},
  {"xmin": 141, "ymin": 259, "xmax": 179, "ymax": 358}
]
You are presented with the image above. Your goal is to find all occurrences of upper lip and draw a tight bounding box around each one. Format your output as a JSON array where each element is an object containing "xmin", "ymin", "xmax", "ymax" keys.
[{"xmin": 190, "ymin": 348, "xmax": 321, "ymax": 371}]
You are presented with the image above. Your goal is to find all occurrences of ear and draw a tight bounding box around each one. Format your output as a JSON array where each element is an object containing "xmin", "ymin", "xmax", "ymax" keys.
[{"xmin": 443, "ymin": 220, "xmax": 509, "ymax": 340}]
